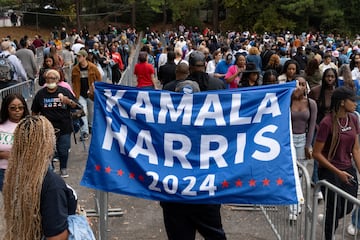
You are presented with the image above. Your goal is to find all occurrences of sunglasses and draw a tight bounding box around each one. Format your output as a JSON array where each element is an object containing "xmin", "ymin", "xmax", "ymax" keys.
[
  {"xmin": 9, "ymin": 105, "xmax": 25, "ymax": 111},
  {"xmin": 355, "ymin": 61, "xmax": 360, "ymax": 65}
]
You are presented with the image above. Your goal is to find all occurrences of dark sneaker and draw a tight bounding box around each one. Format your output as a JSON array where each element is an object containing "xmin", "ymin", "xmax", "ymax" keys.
[
  {"xmin": 80, "ymin": 133, "xmax": 89, "ymax": 141},
  {"xmin": 60, "ymin": 168, "xmax": 69, "ymax": 178}
]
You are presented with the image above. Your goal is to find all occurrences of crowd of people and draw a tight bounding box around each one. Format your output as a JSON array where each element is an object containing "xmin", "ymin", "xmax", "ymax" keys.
[
  {"xmin": 139, "ymin": 26, "xmax": 360, "ymax": 240},
  {"xmin": 1, "ymin": 22, "xmax": 360, "ymax": 239}
]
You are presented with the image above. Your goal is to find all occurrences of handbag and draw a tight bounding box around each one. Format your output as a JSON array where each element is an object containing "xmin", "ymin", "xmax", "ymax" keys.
[{"xmin": 70, "ymin": 108, "xmax": 85, "ymax": 120}]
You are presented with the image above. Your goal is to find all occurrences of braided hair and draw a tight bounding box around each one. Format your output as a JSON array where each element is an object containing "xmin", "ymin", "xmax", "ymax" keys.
[{"xmin": 3, "ymin": 116, "xmax": 56, "ymax": 240}]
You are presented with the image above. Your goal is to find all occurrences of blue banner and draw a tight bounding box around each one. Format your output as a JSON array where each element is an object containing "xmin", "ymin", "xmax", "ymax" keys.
[{"xmin": 81, "ymin": 82, "xmax": 301, "ymax": 205}]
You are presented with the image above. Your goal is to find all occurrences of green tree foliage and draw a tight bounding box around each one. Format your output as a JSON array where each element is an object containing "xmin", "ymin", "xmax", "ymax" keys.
[
  {"xmin": 141, "ymin": 0, "xmax": 206, "ymax": 21},
  {"xmin": 223, "ymin": 0, "xmax": 359, "ymax": 35},
  {"xmin": 13, "ymin": 0, "xmax": 360, "ymax": 35}
]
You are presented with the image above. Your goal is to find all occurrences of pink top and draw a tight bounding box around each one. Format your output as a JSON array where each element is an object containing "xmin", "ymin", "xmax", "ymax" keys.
[
  {"xmin": 0, "ymin": 120, "xmax": 18, "ymax": 169},
  {"xmin": 225, "ymin": 65, "xmax": 240, "ymax": 88},
  {"xmin": 58, "ymin": 81, "xmax": 75, "ymax": 96}
]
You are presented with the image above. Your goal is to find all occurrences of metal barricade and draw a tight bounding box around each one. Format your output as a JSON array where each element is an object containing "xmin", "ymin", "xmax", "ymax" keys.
[
  {"xmin": 311, "ymin": 180, "xmax": 360, "ymax": 240},
  {"xmin": 252, "ymin": 162, "xmax": 360, "ymax": 240},
  {"xmin": 0, "ymin": 80, "xmax": 34, "ymax": 105},
  {"xmin": 62, "ymin": 65, "xmax": 72, "ymax": 87},
  {"xmin": 86, "ymin": 191, "xmax": 124, "ymax": 240},
  {"xmin": 35, "ymin": 46, "xmax": 44, "ymax": 70},
  {"xmin": 231, "ymin": 162, "xmax": 313, "ymax": 240},
  {"xmin": 119, "ymin": 32, "xmax": 143, "ymax": 87}
]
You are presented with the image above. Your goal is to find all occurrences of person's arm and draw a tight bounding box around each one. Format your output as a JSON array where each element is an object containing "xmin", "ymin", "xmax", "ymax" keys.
[
  {"xmin": 305, "ymin": 99, "xmax": 318, "ymax": 158},
  {"xmin": 31, "ymin": 55, "xmax": 38, "ymax": 76},
  {"xmin": 46, "ymin": 229, "xmax": 69, "ymax": 240},
  {"xmin": 214, "ymin": 63, "xmax": 226, "ymax": 79},
  {"xmin": 12, "ymin": 56, "xmax": 27, "ymax": 81},
  {"xmin": 352, "ymin": 136, "xmax": 360, "ymax": 173},
  {"xmin": 0, "ymin": 151, "xmax": 10, "ymax": 159},
  {"xmin": 313, "ymin": 140, "xmax": 353, "ymax": 184},
  {"xmin": 151, "ymin": 73, "xmax": 158, "ymax": 89},
  {"xmin": 58, "ymin": 94, "xmax": 78, "ymax": 109}
]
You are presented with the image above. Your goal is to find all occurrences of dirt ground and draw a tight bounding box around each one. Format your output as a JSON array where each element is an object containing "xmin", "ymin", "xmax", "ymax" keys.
[{"xmin": 0, "ymin": 26, "xmax": 51, "ymax": 41}]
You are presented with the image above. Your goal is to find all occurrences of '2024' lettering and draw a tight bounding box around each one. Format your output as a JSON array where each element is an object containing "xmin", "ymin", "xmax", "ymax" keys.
[{"xmin": 147, "ymin": 171, "xmax": 217, "ymax": 196}]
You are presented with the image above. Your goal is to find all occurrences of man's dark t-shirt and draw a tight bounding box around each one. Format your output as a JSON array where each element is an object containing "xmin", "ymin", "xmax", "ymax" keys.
[
  {"xmin": 31, "ymin": 86, "xmax": 76, "ymax": 135},
  {"xmin": 80, "ymin": 65, "xmax": 90, "ymax": 98}
]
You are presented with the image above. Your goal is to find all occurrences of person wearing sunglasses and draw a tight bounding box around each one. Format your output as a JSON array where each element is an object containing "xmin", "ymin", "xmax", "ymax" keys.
[{"xmin": 0, "ymin": 93, "xmax": 29, "ymax": 191}]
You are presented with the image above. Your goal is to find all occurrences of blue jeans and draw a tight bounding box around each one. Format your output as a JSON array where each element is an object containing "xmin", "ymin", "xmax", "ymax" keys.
[
  {"xmin": 78, "ymin": 96, "xmax": 94, "ymax": 135},
  {"xmin": 290, "ymin": 133, "xmax": 307, "ymax": 215},
  {"xmin": 0, "ymin": 168, "xmax": 5, "ymax": 191},
  {"xmin": 57, "ymin": 133, "xmax": 71, "ymax": 170}
]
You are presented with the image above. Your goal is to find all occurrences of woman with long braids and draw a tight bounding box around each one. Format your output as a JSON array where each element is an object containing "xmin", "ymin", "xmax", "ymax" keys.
[
  {"xmin": 313, "ymin": 86, "xmax": 360, "ymax": 240},
  {"xmin": 3, "ymin": 116, "xmax": 77, "ymax": 240}
]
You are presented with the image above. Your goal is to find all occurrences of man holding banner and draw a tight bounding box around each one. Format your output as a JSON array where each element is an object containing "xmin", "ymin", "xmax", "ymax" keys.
[
  {"xmin": 160, "ymin": 51, "xmax": 227, "ymax": 240},
  {"xmin": 80, "ymin": 52, "xmax": 301, "ymax": 239}
]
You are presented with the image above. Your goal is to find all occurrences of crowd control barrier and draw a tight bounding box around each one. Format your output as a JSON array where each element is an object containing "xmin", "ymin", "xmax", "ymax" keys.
[
  {"xmin": 118, "ymin": 32, "xmax": 143, "ymax": 87},
  {"xmin": 0, "ymin": 80, "xmax": 34, "ymax": 105},
  {"xmin": 85, "ymin": 33, "xmax": 143, "ymax": 240},
  {"xmin": 311, "ymin": 180, "xmax": 360, "ymax": 240},
  {"xmin": 241, "ymin": 160, "xmax": 360, "ymax": 240},
  {"xmin": 35, "ymin": 46, "xmax": 44, "ymax": 70},
  {"xmin": 231, "ymin": 162, "xmax": 312, "ymax": 240},
  {"xmin": 86, "ymin": 191, "xmax": 124, "ymax": 240}
]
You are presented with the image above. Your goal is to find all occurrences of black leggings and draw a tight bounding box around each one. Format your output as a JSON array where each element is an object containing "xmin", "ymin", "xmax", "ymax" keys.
[{"xmin": 319, "ymin": 167, "xmax": 358, "ymax": 240}]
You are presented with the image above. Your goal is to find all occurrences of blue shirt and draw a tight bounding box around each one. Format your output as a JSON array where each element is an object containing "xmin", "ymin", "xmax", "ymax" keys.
[{"xmin": 215, "ymin": 59, "xmax": 233, "ymax": 88}]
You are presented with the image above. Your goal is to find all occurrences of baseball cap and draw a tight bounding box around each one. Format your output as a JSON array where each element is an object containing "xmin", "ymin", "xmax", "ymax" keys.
[
  {"xmin": 189, "ymin": 51, "xmax": 206, "ymax": 67},
  {"xmin": 175, "ymin": 80, "xmax": 200, "ymax": 94},
  {"xmin": 76, "ymin": 49, "xmax": 88, "ymax": 58}
]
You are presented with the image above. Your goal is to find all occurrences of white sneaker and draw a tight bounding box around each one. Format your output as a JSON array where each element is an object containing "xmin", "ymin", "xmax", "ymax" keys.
[
  {"xmin": 347, "ymin": 223, "xmax": 357, "ymax": 236},
  {"xmin": 318, "ymin": 214, "xmax": 324, "ymax": 225},
  {"xmin": 289, "ymin": 213, "xmax": 297, "ymax": 221}
]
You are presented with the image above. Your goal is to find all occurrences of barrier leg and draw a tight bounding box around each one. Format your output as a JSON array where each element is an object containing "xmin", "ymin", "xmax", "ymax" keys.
[
  {"xmin": 98, "ymin": 190, "xmax": 108, "ymax": 240},
  {"xmin": 86, "ymin": 190, "xmax": 124, "ymax": 239}
]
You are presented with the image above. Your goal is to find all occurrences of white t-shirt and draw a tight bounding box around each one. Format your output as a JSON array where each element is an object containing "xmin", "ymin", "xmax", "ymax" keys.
[
  {"xmin": 352, "ymin": 67, "xmax": 360, "ymax": 80},
  {"xmin": 0, "ymin": 120, "xmax": 17, "ymax": 169}
]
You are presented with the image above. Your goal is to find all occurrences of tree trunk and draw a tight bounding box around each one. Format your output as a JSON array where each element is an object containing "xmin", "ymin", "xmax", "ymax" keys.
[
  {"xmin": 213, "ymin": 0, "xmax": 219, "ymax": 32},
  {"xmin": 131, "ymin": 1, "xmax": 136, "ymax": 27},
  {"xmin": 162, "ymin": 3, "xmax": 167, "ymax": 25},
  {"xmin": 76, "ymin": 0, "xmax": 81, "ymax": 31}
]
